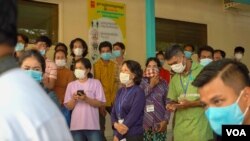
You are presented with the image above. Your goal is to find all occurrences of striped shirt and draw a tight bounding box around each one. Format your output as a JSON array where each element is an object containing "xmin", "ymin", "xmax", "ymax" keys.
[{"xmin": 140, "ymin": 77, "xmax": 170, "ymax": 130}]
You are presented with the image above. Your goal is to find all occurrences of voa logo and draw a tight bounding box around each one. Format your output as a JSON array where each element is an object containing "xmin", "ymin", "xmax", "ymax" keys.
[{"xmin": 226, "ymin": 129, "xmax": 246, "ymax": 136}]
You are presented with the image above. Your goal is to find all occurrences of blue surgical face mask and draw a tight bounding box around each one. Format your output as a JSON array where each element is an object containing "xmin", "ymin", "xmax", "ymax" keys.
[
  {"xmin": 160, "ymin": 60, "xmax": 165, "ymax": 66},
  {"xmin": 184, "ymin": 51, "xmax": 192, "ymax": 59},
  {"xmin": 15, "ymin": 43, "xmax": 25, "ymax": 51},
  {"xmin": 101, "ymin": 52, "xmax": 112, "ymax": 60},
  {"xmin": 200, "ymin": 58, "xmax": 213, "ymax": 66},
  {"xmin": 205, "ymin": 90, "xmax": 249, "ymax": 136},
  {"xmin": 113, "ymin": 50, "xmax": 121, "ymax": 57},
  {"xmin": 39, "ymin": 50, "xmax": 46, "ymax": 56},
  {"xmin": 25, "ymin": 70, "xmax": 43, "ymax": 83}
]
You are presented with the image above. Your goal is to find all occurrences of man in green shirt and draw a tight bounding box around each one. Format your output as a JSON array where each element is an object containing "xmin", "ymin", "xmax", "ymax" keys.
[{"xmin": 165, "ymin": 45, "xmax": 213, "ymax": 141}]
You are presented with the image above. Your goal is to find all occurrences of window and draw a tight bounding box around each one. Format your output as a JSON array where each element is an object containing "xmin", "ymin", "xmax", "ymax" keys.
[
  {"xmin": 18, "ymin": 0, "xmax": 58, "ymax": 43},
  {"xmin": 156, "ymin": 18, "xmax": 207, "ymax": 52}
]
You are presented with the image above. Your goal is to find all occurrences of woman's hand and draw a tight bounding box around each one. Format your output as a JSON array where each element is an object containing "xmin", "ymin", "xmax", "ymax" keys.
[
  {"xmin": 114, "ymin": 122, "xmax": 129, "ymax": 135},
  {"xmin": 149, "ymin": 76, "xmax": 159, "ymax": 88},
  {"xmin": 72, "ymin": 93, "xmax": 78, "ymax": 101},
  {"xmin": 99, "ymin": 106, "xmax": 107, "ymax": 117},
  {"xmin": 77, "ymin": 94, "xmax": 87, "ymax": 101},
  {"xmin": 157, "ymin": 121, "xmax": 168, "ymax": 132},
  {"xmin": 113, "ymin": 136, "xmax": 119, "ymax": 141}
]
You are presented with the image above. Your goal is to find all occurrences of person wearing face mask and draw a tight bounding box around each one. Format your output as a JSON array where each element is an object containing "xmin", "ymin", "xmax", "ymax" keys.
[
  {"xmin": 140, "ymin": 58, "xmax": 170, "ymax": 141},
  {"xmin": 183, "ymin": 44, "xmax": 195, "ymax": 60},
  {"xmin": 113, "ymin": 42, "xmax": 126, "ymax": 89},
  {"xmin": 53, "ymin": 49, "xmax": 74, "ymax": 105},
  {"xmin": 198, "ymin": 45, "xmax": 214, "ymax": 67},
  {"xmin": 53, "ymin": 49, "xmax": 75, "ymax": 126},
  {"xmin": 19, "ymin": 50, "xmax": 60, "ymax": 107},
  {"xmin": 113, "ymin": 42, "xmax": 126, "ymax": 65},
  {"xmin": 69, "ymin": 38, "xmax": 89, "ymax": 71},
  {"xmin": 156, "ymin": 51, "xmax": 171, "ymax": 84},
  {"xmin": 165, "ymin": 45, "xmax": 213, "ymax": 141},
  {"xmin": 111, "ymin": 60, "xmax": 145, "ymax": 141},
  {"xmin": 14, "ymin": 33, "xmax": 29, "ymax": 58},
  {"xmin": 93, "ymin": 41, "xmax": 118, "ymax": 141},
  {"xmin": 192, "ymin": 59, "xmax": 250, "ymax": 140},
  {"xmin": 35, "ymin": 35, "xmax": 57, "ymax": 90},
  {"xmin": 234, "ymin": 46, "xmax": 245, "ymax": 62},
  {"xmin": 64, "ymin": 58, "xmax": 106, "ymax": 141}
]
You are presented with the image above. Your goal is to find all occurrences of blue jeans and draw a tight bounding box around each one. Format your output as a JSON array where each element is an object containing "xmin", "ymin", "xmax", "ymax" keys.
[
  {"xmin": 71, "ymin": 130, "xmax": 102, "ymax": 141},
  {"xmin": 61, "ymin": 105, "xmax": 72, "ymax": 127}
]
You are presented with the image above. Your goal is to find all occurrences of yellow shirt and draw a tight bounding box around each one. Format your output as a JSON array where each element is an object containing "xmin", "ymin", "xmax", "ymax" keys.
[{"xmin": 94, "ymin": 59, "xmax": 117, "ymax": 106}]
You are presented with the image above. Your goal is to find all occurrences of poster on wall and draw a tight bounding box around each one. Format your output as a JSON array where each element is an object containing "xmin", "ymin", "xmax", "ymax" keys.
[{"xmin": 88, "ymin": 0, "xmax": 126, "ymax": 62}]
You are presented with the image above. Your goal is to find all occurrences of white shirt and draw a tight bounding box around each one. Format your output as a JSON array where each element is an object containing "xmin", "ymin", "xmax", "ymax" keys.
[{"xmin": 0, "ymin": 69, "xmax": 73, "ymax": 141}]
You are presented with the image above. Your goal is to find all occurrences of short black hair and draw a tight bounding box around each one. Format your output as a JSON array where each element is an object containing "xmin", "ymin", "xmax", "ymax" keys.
[
  {"xmin": 75, "ymin": 58, "xmax": 93, "ymax": 78},
  {"xmin": 234, "ymin": 46, "xmax": 245, "ymax": 54},
  {"xmin": 184, "ymin": 44, "xmax": 195, "ymax": 52},
  {"xmin": 99, "ymin": 41, "xmax": 112, "ymax": 52},
  {"xmin": 19, "ymin": 49, "xmax": 46, "ymax": 73},
  {"xmin": 146, "ymin": 57, "xmax": 161, "ymax": 68},
  {"xmin": 18, "ymin": 33, "xmax": 29, "ymax": 44},
  {"xmin": 0, "ymin": 0, "xmax": 17, "ymax": 47},
  {"xmin": 55, "ymin": 42, "xmax": 68, "ymax": 55},
  {"xmin": 214, "ymin": 49, "xmax": 226, "ymax": 58},
  {"xmin": 53, "ymin": 49, "xmax": 67, "ymax": 61},
  {"xmin": 36, "ymin": 36, "xmax": 52, "ymax": 48},
  {"xmin": 156, "ymin": 51, "xmax": 164, "ymax": 58},
  {"xmin": 192, "ymin": 59, "xmax": 250, "ymax": 94},
  {"xmin": 198, "ymin": 45, "xmax": 214, "ymax": 58},
  {"xmin": 70, "ymin": 38, "xmax": 88, "ymax": 57},
  {"xmin": 113, "ymin": 42, "xmax": 125, "ymax": 50},
  {"xmin": 164, "ymin": 44, "xmax": 184, "ymax": 60},
  {"xmin": 122, "ymin": 60, "xmax": 143, "ymax": 85}
]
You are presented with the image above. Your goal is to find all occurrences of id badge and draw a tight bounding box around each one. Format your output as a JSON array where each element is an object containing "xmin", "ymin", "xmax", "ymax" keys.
[
  {"xmin": 120, "ymin": 139, "xmax": 127, "ymax": 141},
  {"xmin": 146, "ymin": 105, "xmax": 154, "ymax": 112},
  {"xmin": 118, "ymin": 119, "xmax": 124, "ymax": 124}
]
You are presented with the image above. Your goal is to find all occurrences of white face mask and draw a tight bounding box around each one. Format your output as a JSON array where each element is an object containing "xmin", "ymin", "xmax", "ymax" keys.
[
  {"xmin": 235, "ymin": 53, "xmax": 243, "ymax": 60},
  {"xmin": 73, "ymin": 48, "xmax": 83, "ymax": 56},
  {"xmin": 200, "ymin": 58, "xmax": 213, "ymax": 66},
  {"xmin": 119, "ymin": 72, "xmax": 131, "ymax": 85},
  {"xmin": 74, "ymin": 69, "xmax": 86, "ymax": 79},
  {"xmin": 55, "ymin": 59, "xmax": 66, "ymax": 67},
  {"xmin": 171, "ymin": 62, "xmax": 186, "ymax": 73}
]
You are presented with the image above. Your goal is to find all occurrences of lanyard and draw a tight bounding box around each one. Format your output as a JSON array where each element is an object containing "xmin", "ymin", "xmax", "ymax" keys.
[
  {"xmin": 180, "ymin": 70, "xmax": 192, "ymax": 96},
  {"xmin": 117, "ymin": 86, "xmax": 135, "ymax": 119}
]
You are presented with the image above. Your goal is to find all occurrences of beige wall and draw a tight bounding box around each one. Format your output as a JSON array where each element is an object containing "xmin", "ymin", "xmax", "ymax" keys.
[
  {"xmin": 156, "ymin": 0, "xmax": 250, "ymax": 68},
  {"xmin": 37, "ymin": 0, "xmax": 250, "ymax": 68},
  {"xmin": 35, "ymin": 0, "xmax": 146, "ymax": 67}
]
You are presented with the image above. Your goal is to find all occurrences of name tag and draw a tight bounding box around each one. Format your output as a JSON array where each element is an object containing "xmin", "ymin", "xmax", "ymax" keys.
[
  {"xmin": 146, "ymin": 105, "xmax": 154, "ymax": 112},
  {"xmin": 120, "ymin": 139, "xmax": 127, "ymax": 141},
  {"xmin": 118, "ymin": 119, "xmax": 124, "ymax": 124}
]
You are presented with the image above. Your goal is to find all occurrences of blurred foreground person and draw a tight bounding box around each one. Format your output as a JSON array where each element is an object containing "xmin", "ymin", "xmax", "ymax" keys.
[
  {"xmin": 193, "ymin": 59, "xmax": 250, "ymax": 136},
  {"xmin": 0, "ymin": 0, "xmax": 73, "ymax": 140}
]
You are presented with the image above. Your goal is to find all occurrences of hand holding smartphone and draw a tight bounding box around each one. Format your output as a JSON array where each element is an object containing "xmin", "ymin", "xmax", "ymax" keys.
[{"xmin": 77, "ymin": 90, "xmax": 85, "ymax": 96}]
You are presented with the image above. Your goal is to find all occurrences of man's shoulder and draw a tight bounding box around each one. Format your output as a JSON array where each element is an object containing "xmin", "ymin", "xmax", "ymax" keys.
[
  {"xmin": 191, "ymin": 61, "xmax": 204, "ymax": 72},
  {"xmin": 93, "ymin": 59, "xmax": 102, "ymax": 66}
]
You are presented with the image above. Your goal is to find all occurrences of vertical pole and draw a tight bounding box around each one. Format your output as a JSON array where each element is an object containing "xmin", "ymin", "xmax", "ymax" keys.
[{"xmin": 146, "ymin": 0, "xmax": 156, "ymax": 58}]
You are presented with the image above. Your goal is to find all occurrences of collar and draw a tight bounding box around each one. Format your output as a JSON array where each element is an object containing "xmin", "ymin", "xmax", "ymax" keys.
[
  {"xmin": 99, "ymin": 58, "xmax": 111, "ymax": 66},
  {"xmin": 0, "ymin": 55, "xmax": 18, "ymax": 75}
]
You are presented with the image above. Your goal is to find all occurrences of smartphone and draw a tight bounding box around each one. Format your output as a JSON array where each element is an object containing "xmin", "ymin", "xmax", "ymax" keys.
[{"xmin": 77, "ymin": 90, "xmax": 85, "ymax": 96}]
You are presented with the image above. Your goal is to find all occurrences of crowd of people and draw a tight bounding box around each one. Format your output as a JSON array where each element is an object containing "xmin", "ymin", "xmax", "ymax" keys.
[{"xmin": 1, "ymin": 1, "xmax": 250, "ymax": 141}]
